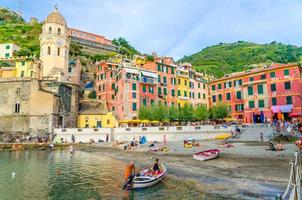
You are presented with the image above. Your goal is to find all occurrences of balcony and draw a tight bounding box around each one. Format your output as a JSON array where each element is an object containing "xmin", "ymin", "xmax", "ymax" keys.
[
  {"xmin": 176, "ymin": 71, "xmax": 189, "ymax": 78},
  {"xmin": 140, "ymin": 76, "xmax": 156, "ymax": 84}
]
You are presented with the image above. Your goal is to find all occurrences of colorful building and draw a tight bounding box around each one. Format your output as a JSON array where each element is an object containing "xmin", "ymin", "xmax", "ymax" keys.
[
  {"xmin": 0, "ymin": 43, "xmax": 20, "ymax": 59},
  {"xmin": 15, "ymin": 59, "xmax": 36, "ymax": 78},
  {"xmin": 68, "ymin": 28, "xmax": 118, "ymax": 54},
  {"xmin": 208, "ymin": 63, "xmax": 302, "ymax": 123},
  {"xmin": 77, "ymin": 100, "xmax": 117, "ymax": 128}
]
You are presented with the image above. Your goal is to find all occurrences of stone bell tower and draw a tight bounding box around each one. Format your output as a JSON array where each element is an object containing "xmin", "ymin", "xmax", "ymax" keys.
[{"xmin": 39, "ymin": 6, "xmax": 70, "ymax": 78}]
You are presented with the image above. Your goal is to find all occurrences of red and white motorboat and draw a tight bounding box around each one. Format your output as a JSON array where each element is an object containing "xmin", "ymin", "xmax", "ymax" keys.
[{"xmin": 193, "ymin": 149, "xmax": 220, "ymax": 161}]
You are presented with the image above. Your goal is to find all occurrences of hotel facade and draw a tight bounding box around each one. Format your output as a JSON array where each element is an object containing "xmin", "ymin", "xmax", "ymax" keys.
[{"xmin": 208, "ymin": 63, "xmax": 302, "ymax": 123}]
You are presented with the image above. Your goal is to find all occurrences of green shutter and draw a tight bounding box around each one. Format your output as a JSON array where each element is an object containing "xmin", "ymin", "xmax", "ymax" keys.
[
  {"xmin": 272, "ymin": 98, "xmax": 277, "ymax": 105},
  {"xmin": 218, "ymin": 84, "xmax": 221, "ymax": 89},
  {"xmin": 158, "ymin": 87, "xmax": 162, "ymax": 94},
  {"xmin": 132, "ymin": 103, "xmax": 137, "ymax": 111},
  {"xmin": 249, "ymin": 101, "xmax": 255, "ymax": 108},
  {"xmin": 258, "ymin": 100, "xmax": 264, "ymax": 108},
  {"xmin": 178, "ymin": 90, "xmax": 181, "ymax": 96},
  {"xmin": 271, "ymin": 84, "xmax": 276, "ymax": 92},
  {"xmin": 164, "ymin": 88, "xmax": 167, "ymax": 95},
  {"xmin": 112, "ymin": 83, "xmax": 115, "ymax": 90},
  {"xmin": 171, "ymin": 89, "xmax": 175, "ymax": 96},
  {"xmin": 285, "ymin": 82, "xmax": 291, "ymax": 90},
  {"xmin": 171, "ymin": 67, "xmax": 175, "ymax": 74},
  {"xmin": 284, "ymin": 69, "xmax": 289, "ymax": 76},
  {"xmin": 132, "ymin": 83, "xmax": 136, "ymax": 90},
  {"xmin": 163, "ymin": 76, "xmax": 166, "ymax": 83},
  {"xmin": 236, "ymin": 91, "xmax": 241, "ymax": 99},
  {"xmin": 218, "ymin": 94, "xmax": 222, "ymax": 101},
  {"xmin": 257, "ymin": 85, "xmax": 263, "ymax": 94},
  {"xmin": 270, "ymin": 72, "xmax": 275, "ymax": 78},
  {"xmin": 143, "ymin": 85, "xmax": 146, "ymax": 92},
  {"xmin": 286, "ymin": 96, "xmax": 292, "ymax": 104},
  {"xmin": 157, "ymin": 64, "xmax": 161, "ymax": 71},
  {"xmin": 248, "ymin": 86, "xmax": 253, "ymax": 95},
  {"xmin": 158, "ymin": 75, "xmax": 161, "ymax": 83},
  {"xmin": 212, "ymin": 85, "xmax": 215, "ymax": 91},
  {"xmin": 226, "ymin": 93, "xmax": 231, "ymax": 100}
]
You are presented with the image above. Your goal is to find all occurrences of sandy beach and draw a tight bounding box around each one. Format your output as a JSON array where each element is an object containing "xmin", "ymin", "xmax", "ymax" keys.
[{"xmin": 76, "ymin": 138, "xmax": 296, "ymax": 200}]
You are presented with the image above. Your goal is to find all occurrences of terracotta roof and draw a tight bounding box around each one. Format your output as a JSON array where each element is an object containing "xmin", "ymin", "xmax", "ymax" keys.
[{"xmin": 78, "ymin": 100, "xmax": 108, "ymax": 115}]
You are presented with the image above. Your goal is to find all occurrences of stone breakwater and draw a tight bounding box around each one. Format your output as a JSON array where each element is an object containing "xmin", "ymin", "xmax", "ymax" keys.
[{"xmin": 0, "ymin": 143, "xmax": 69, "ymax": 151}]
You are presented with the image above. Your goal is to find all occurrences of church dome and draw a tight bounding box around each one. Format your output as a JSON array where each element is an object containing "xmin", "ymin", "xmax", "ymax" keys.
[{"xmin": 45, "ymin": 8, "xmax": 66, "ymax": 26}]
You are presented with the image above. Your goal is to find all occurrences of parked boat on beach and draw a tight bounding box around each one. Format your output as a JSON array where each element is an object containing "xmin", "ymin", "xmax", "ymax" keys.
[
  {"xmin": 193, "ymin": 149, "xmax": 220, "ymax": 161},
  {"xmin": 126, "ymin": 165, "xmax": 166, "ymax": 190}
]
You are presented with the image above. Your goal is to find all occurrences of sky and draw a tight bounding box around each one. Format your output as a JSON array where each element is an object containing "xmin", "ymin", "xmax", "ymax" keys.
[{"xmin": 2, "ymin": 0, "xmax": 302, "ymax": 59}]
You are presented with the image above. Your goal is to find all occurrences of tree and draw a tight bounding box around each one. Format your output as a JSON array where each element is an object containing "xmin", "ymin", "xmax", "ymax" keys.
[
  {"xmin": 138, "ymin": 106, "xmax": 150, "ymax": 120},
  {"xmin": 87, "ymin": 91, "xmax": 96, "ymax": 99},
  {"xmin": 211, "ymin": 103, "xmax": 229, "ymax": 120},
  {"xmin": 168, "ymin": 106, "xmax": 178, "ymax": 121},
  {"xmin": 112, "ymin": 37, "xmax": 140, "ymax": 58},
  {"xmin": 153, "ymin": 104, "xmax": 168, "ymax": 122},
  {"xmin": 194, "ymin": 105, "xmax": 209, "ymax": 121}
]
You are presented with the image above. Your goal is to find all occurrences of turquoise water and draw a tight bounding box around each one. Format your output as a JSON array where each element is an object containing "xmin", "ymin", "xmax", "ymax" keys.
[{"xmin": 0, "ymin": 150, "xmax": 218, "ymax": 200}]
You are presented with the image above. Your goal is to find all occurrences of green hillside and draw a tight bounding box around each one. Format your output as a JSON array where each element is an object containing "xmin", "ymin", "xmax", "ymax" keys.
[{"xmin": 179, "ymin": 41, "xmax": 302, "ymax": 77}]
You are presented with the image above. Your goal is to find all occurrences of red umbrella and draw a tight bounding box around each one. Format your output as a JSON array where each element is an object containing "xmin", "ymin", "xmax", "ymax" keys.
[{"xmin": 289, "ymin": 113, "xmax": 302, "ymax": 118}]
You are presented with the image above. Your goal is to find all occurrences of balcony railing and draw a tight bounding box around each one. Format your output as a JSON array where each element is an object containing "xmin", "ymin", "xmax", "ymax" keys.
[{"xmin": 140, "ymin": 77, "xmax": 156, "ymax": 84}]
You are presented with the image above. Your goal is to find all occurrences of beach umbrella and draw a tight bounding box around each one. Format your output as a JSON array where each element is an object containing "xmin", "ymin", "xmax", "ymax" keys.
[
  {"xmin": 131, "ymin": 119, "xmax": 141, "ymax": 123},
  {"xmin": 141, "ymin": 120, "xmax": 150, "ymax": 123},
  {"xmin": 151, "ymin": 120, "xmax": 160, "ymax": 124},
  {"xmin": 289, "ymin": 113, "xmax": 302, "ymax": 118},
  {"xmin": 260, "ymin": 110, "xmax": 264, "ymax": 123}
]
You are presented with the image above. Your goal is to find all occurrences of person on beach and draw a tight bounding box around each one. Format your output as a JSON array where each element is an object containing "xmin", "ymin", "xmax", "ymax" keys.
[
  {"xmin": 71, "ymin": 135, "xmax": 75, "ymax": 143},
  {"xmin": 260, "ymin": 132, "xmax": 264, "ymax": 142},
  {"xmin": 266, "ymin": 141, "xmax": 276, "ymax": 151},
  {"xmin": 69, "ymin": 144, "xmax": 74, "ymax": 154},
  {"xmin": 123, "ymin": 161, "xmax": 136, "ymax": 189},
  {"xmin": 276, "ymin": 141, "xmax": 284, "ymax": 151}
]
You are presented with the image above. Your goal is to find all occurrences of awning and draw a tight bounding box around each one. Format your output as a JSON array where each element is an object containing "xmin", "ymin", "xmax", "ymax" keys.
[
  {"xmin": 271, "ymin": 105, "xmax": 293, "ymax": 113},
  {"xmin": 141, "ymin": 71, "xmax": 157, "ymax": 78},
  {"xmin": 124, "ymin": 67, "xmax": 139, "ymax": 74}
]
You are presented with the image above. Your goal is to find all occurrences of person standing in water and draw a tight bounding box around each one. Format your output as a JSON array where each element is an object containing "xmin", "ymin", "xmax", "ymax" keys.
[
  {"xmin": 123, "ymin": 161, "xmax": 136, "ymax": 189},
  {"xmin": 69, "ymin": 144, "xmax": 74, "ymax": 154}
]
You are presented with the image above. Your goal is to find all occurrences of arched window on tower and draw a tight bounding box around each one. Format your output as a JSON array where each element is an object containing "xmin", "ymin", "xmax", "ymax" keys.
[
  {"xmin": 48, "ymin": 46, "xmax": 51, "ymax": 55},
  {"xmin": 15, "ymin": 103, "xmax": 20, "ymax": 113},
  {"xmin": 48, "ymin": 27, "xmax": 52, "ymax": 33},
  {"xmin": 58, "ymin": 28, "xmax": 61, "ymax": 35},
  {"xmin": 57, "ymin": 47, "xmax": 60, "ymax": 56}
]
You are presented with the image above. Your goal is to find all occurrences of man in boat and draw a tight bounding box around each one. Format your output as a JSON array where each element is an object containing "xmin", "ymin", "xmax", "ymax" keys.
[
  {"xmin": 123, "ymin": 161, "xmax": 136, "ymax": 189},
  {"xmin": 152, "ymin": 158, "xmax": 161, "ymax": 175}
]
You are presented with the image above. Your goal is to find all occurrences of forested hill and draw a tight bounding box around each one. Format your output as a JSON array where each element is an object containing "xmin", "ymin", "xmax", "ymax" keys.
[{"xmin": 179, "ymin": 41, "xmax": 302, "ymax": 77}]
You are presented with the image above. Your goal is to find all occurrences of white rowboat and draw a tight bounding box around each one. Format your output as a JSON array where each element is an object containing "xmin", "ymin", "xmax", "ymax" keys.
[{"xmin": 193, "ymin": 149, "xmax": 219, "ymax": 161}]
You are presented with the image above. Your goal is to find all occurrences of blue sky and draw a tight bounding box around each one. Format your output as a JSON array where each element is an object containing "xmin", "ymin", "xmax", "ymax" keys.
[{"xmin": 2, "ymin": 0, "xmax": 302, "ymax": 59}]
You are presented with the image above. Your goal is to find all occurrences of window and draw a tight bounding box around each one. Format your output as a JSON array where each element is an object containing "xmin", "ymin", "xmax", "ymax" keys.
[
  {"xmin": 112, "ymin": 95, "xmax": 115, "ymax": 100},
  {"xmin": 58, "ymin": 28, "xmax": 61, "ymax": 35},
  {"xmin": 142, "ymin": 85, "xmax": 146, "ymax": 92},
  {"xmin": 218, "ymin": 84, "xmax": 222, "ymax": 89},
  {"xmin": 198, "ymin": 83, "xmax": 200, "ymax": 88},
  {"xmin": 57, "ymin": 47, "xmax": 60, "ymax": 56},
  {"xmin": 184, "ymin": 91, "xmax": 187, "ymax": 97},
  {"xmin": 270, "ymin": 72, "xmax": 276, "ymax": 78},
  {"xmin": 143, "ymin": 98, "xmax": 147, "ymax": 106},
  {"xmin": 236, "ymin": 91, "xmax": 242, "ymax": 99},
  {"xmin": 238, "ymin": 79, "xmax": 242, "ymax": 85},
  {"xmin": 271, "ymin": 84, "xmax": 276, "ymax": 92},
  {"xmin": 132, "ymin": 92, "xmax": 136, "ymax": 98},
  {"xmin": 5, "ymin": 45, "xmax": 10, "ymax": 49},
  {"xmin": 47, "ymin": 46, "xmax": 51, "ymax": 55},
  {"xmin": 166, "ymin": 66, "xmax": 168, "ymax": 73},
  {"xmin": 184, "ymin": 80, "xmax": 187, "ymax": 86},
  {"xmin": 5, "ymin": 53, "xmax": 9, "ymax": 58},
  {"xmin": 171, "ymin": 67, "xmax": 175, "ymax": 74},
  {"xmin": 149, "ymin": 86, "xmax": 153, "ymax": 93},
  {"xmin": 30, "ymin": 71, "xmax": 33, "ymax": 77},
  {"xmin": 48, "ymin": 27, "xmax": 52, "ymax": 33},
  {"xmin": 212, "ymin": 85, "xmax": 216, "ymax": 91},
  {"xmin": 228, "ymin": 81, "xmax": 232, "ymax": 87},
  {"xmin": 112, "ymin": 83, "xmax": 115, "ymax": 90},
  {"xmin": 15, "ymin": 103, "xmax": 20, "ymax": 113},
  {"xmin": 132, "ymin": 83, "xmax": 136, "ymax": 90},
  {"xmin": 284, "ymin": 69, "xmax": 289, "ymax": 76},
  {"xmin": 203, "ymin": 84, "xmax": 206, "ymax": 89},
  {"xmin": 248, "ymin": 86, "xmax": 253, "ymax": 95},
  {"xmin": 132, "ymin": 103, "xmax": 137, "ymax": 111},
  {"xmin": 151, "ymin": 100, "xmax": 155, "ymax": 106},
  {"xmin": 164, "ymin": 88, "xmax": 167, "ymax": 95},
  {"xmin": 226, "ymin": 93, "xmax": 231, "ymax": 101},
  {"xmin": 158, "ymin": 75, "xmax": 161, "ymax": 83},
  {"xmin": 20, "ymin": 71, "xmax": 24, "ymax": 77},
  {"xmin": 178, "ymin": 90, "xmax": 181, "ymax": 96},
  {"xmin": 260, "ymin": 74, "xmax": 266, "ymax": 80},
  {"xmin": 21, "ymin": 61, "xmax": 25, "ymax": 66},
  {"xmin": 178, "ymin": 79, "xmax": 180, "ymax": 84},
  {"xmin": 203, "ymin": 93, "xmax": 205, "ymax": 99},
  {"xmin": 272, "ymin": 97, "xmax": 277, "ymax": 106},
  {"xmin": 16, "ymin": 88, "xmax": 21, "ymax": 95},
  {"xmin": 163, "ymin": 76, "xmax": 167, "ymax": 84},
  {"xmin": 249, "ymin": 101, "xmax": 255, "ymax": 108},
  {"xmin": 249, "ymin": 77, "xmax": 254, "ymax": 82},
  {"xmin": 158, "ymin": 87, "xmax": 162, "ymax": 95},
  {"xmin": 258, "ymin": 100, "xmax": 265, "ymax": 108},
  {"xmin": 212, "ymin": 95, "xmax": 216, "ymax": 102},
  {"xmin": 171, "ymin": 89, "xmax": 175, "ymax": 96},
  {"xmin": 286, "ymin": 96, "xmax": 292, "ymax": 104},
  {"xmin": 235, "ymin": 104, "xmax": 244, "ymax": 111},
  {"xmin": 284, "ymin": 82, "xmax": 291, "ymax": 90},
  {"xmin": 157, "ymin": 64, "xmax": 161, "ymax": 71},
  {"xmin": 218, "ymin": 94, "xmax": 222, "ymax": 101},
  {"xmin": 257, "ymin": 85, "xmax": 264, "ymax": 94},
  {"xmin": 198, "ymin": 93, "xmax": 201, "ymax": 99}
]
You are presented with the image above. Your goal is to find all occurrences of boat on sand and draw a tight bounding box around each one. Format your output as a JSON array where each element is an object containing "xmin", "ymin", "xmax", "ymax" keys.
[{"xmin": 193, "ymin": 149, "xmax": 219, "ymax": 161}]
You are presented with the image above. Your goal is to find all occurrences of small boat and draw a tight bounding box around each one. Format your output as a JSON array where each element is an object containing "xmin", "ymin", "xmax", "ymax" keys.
[
  {"xmin": 126, "ymin": 165, "xmax": 166, "ymax": 190},
  {"xmin": 193, "ymin": 149, "xmax": 219, "ymax": 161}
]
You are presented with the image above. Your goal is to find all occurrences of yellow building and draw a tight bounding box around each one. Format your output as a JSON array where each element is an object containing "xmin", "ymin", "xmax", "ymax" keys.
[
  {"xmin": 15, "ymin": 59, "xmax": 36, "ymax": 78},
  {"xmin": 0, "ymin": 67, "xmax": 15, "ymax": 78},
  {"xmin": 77, "ymin": 100, "xmax": 117, "ymax": 128},
  {"xmin": 176, "ymin": 67, "xmax": 190, "ymax": 108}
]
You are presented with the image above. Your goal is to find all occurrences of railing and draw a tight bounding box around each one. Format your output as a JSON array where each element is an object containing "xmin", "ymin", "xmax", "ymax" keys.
[{"xmin": 279, "ymin": 150, "xmax": 301, "ymax": 200}]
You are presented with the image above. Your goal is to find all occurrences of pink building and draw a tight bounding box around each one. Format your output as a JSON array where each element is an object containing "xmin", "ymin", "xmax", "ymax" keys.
[
  {"xmin": 139, "ymin": 69, "xmax": 158, "ymax": 107},
  {"xmin": 143, "ymin": 57, "xmax": 177, "ymax": 106},
  {"xmin": 95, "ymin": 62, "xmax": 118, "ymax": 111},
  {"xmin": 208, "ymin": 63, "xmax": 302, "ymax": 123}
]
